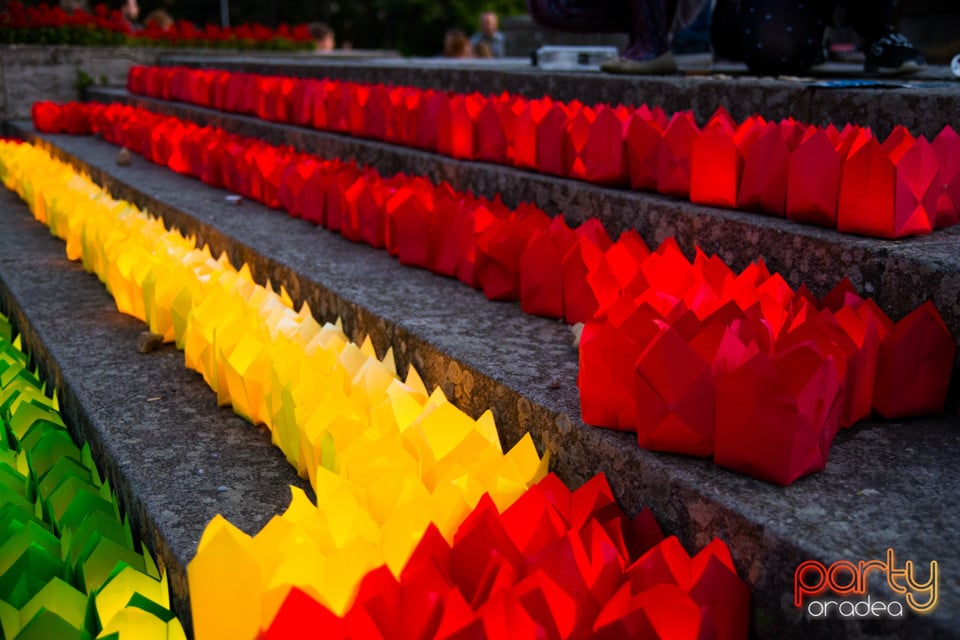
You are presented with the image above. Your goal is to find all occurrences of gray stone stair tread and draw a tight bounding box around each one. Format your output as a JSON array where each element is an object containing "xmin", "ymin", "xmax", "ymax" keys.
[
  {"xmin": 84, "ymin": 87, "xmax": 960, "ymax": 365},
  {"xmin": 7, "ymin": 121, "xmax": 959, "ymax": 638},
  {"xmin": 0, "ymin": 167, "xmax": 312, "ymax": 637}
]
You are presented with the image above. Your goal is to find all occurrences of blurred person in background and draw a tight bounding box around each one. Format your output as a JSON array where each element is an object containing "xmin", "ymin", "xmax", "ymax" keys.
[
  {"xmin": 471, "ymin": 11, "xmax": 505, "ymax": 57},
  {"xmin": 113, "ymin": 0, "xmax": 141, "ymax": 29},
  {"xmin": 444, "ymin": 29, "xmax": 474, "ymax": 58},
  {"xmin": 309, "ymin": 22, "xmax": 336, "ymax": 51},
  {"xmin": 473, "ymin": 41, "xmax": 494, "ymax": 58}
]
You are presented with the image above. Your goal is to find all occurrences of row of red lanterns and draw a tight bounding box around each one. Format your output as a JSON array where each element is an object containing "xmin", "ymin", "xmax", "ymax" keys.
[{"xmin": 125, "ymin": 65, "xmax": 960, "ymax": 240}]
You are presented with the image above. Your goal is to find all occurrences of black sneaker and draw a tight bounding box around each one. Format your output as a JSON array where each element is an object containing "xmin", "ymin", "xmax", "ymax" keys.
[{"xmin": 864, "ymin": 32, "xmax": 926, "ymax": 75}]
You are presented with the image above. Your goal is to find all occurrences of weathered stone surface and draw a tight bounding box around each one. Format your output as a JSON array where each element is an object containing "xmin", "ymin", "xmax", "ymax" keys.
[
  {"xmin": 81, "ymin": 89, "xmax": 960, "ymax": 373},
  {"xmin": 9, "ymin": 124, "xmax": 959, "ymax": 638},
  {"xmin": 0, "ymin": 45, "xmax": 170, "ymax": 120},
  {"xmin": 0, "ymin": 184, "xmax": 312, "ymax": 637}
]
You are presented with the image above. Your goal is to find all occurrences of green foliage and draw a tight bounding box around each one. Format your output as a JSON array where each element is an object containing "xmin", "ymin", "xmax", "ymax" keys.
[
  {"xmin": 0, "ymin": 26, "xmax": 127, "ymax": 46},
  {"xmin": 73, "ymin": 69, "xmax": 93, "ymax": 93}
]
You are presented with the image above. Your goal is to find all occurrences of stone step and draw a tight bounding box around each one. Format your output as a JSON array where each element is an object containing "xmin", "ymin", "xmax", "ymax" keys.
[
  {"xmin": 5, "ymin": 120, "xmax": 958, "ymax": 638},
  {"xmin": 85, "ymin": 86, "xmax": 960, "ymax": 375},
  {"xmin": 154, "ymin": 52, "xmax": 960, "ymax": 140}
]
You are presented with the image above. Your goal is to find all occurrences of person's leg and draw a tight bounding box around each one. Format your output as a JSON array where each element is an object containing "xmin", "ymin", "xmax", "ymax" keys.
[
  {"xmin": 526, "ymin": 0, "xmax": 632, "ymax": 33},
  {"xmin": 621, "ymin": 0, "xmax": 671, "ymax": 61},
  {"xmin": 672, "ymin": 2, "xmax": 712, "ymax": 55},
  {"xmin": 600, "ymin": 0, "xmax": 679, "ymax": 73},
  {"xmin": 841, "ymin": 0, "xmax": 925, "ymax": 74}
]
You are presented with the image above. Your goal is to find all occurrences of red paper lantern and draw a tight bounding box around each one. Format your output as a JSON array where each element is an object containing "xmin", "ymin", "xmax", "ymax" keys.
[
  {"xmin": 832, "ymin": 124, "xmax": 871, "ymax": 158},
  {"xmin": 581, "ymin": 105, "xmax": 629, "ymax": 186},
  {"xmin": 31, "ymin": 101, "xmax": 62, "ymax": 133},
  {"xmin": 324, "ymin": 165, "xmax": 359, "ymax": 234},
  {"xmin": 714, "ymin": 343, "xmax": 844, "ymax": 485},
  {"xmin": 264, "ymin": 587, "xmax": 345, "ymax": 640},
  {"xmin": 126, "ymin": 65, "xmax": 146, "ymax": 94},
  {"xmin": 563, "ymin": 104, "xmax": 593, "ymax": 181},
  {"xmin": 211, "ymin": 70, "xmax": 231, "ymax": 112},
  {"xmin": 239, "ymin": 73, "xmax": 261, "ymax": 116},
  {"xmin": 690, "ymin": 117, "xmax": 742, "ymax": 209},
  {"xmin": 168, "ymin": 122, "xmax": 197, "ymax": 177},
  {"xmin": 634, "ymin": 322, "xmax": 715, "ymax": 457},
  {"xmin": 301, "ymin": 160, "xmax": 335, "ymax": 226},
  {"xmin": 390, "ymin": 87, "xmax": 419, "ymax": 147},
  {"xmin": 455, "ymin": 200, "xmax": 498, "ymax": 289},
  {"xmin": 364, "ymin": 84, "xmax": 393, "ymax": 142},
  {"xmin": 579, "ymin": 305, "xmax": 664, "ymax": 431},
  {"xmin": 930, "ymin": 126, "xmax": 960, "ymax": 229},
  {"xmin": 837, "ymin": 136, "xmax": 897, "ymax": 237},
  {"xmin": 586, "ymin": 230, "xmax": 651, "ymax": 316},
  {"xmin": 893, "ymin": 135, "xmax": 939, "ymax": 237},
  {"xmin": 475, "ymin": 204, "xmax": 550, "ymax": 301},
  {"xmin": 785, "ymin": 128, "xmax": 842, "ymax": 228},
  {"xmin": 307, "ymin": 79, "xmax": 336, "ymax": 131},
  {"xmin": 519, "ymin": 226, "xmax": 566, "ymax": 318},
  {"xmin": 880, "ymin": 125, "xmax": 914, "ymax": 161},
  {"xmin": 509, "ymin": 97, "xmax": 549, "ymax": 171},
  {"xmin": 656, "ymin": 111, "xmax": 699, "ymax": 199},
  {"xmin": 345, "ymin": 83, "xmax": 370, "ymax": 138},
  {"xmin": 536, "ymin": 101, "xmax": 572, "ymax": 177},
  {"xmin": 199, "ymin": 129, "xmax": 226, "ymax": 189},
  {"xmin": 386, "ymin": 184, "xmax": 433, "ymax": 268},
  {"xmin": 427, "ymin": 182, "xmax": 468, "ymax": 277},
  {"xmin": 873, "ymin": 301, "xmax": 956, "ymax": 418},
  {"xmin": 286, "ymin": 78, "xmax": 311, "ymax": 127},
  {"xmin": 437, "ymin": 93, "xmax": 484, "ymax": 161},
  {"xmin": 738, "ymin": 121, "xmax": 790, "ymax": 216},
  {"xmin": 625, "ymin": 105, "xmax": 666, "ymax": 192},
  {"xmin": 327, "ymin": 81, "xmax": 352, "ymax": 134},
  {"xmin": 562, "ymin": 234, "xmax": 606, "ymax": 324},
  {"xmin": 350, "ymin": 172, "xmax": 388, "ymax": 248},
  {"xmin": 688, "ymin": 540, "xmax": 751, "ymax": 640},
  {"xmin": 167, "ymin": 67, "xmax": 186, "ymax": 101},
  {"xmin": 475, "ymin": 95, "xmax": 508, "ymax": 165}
]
